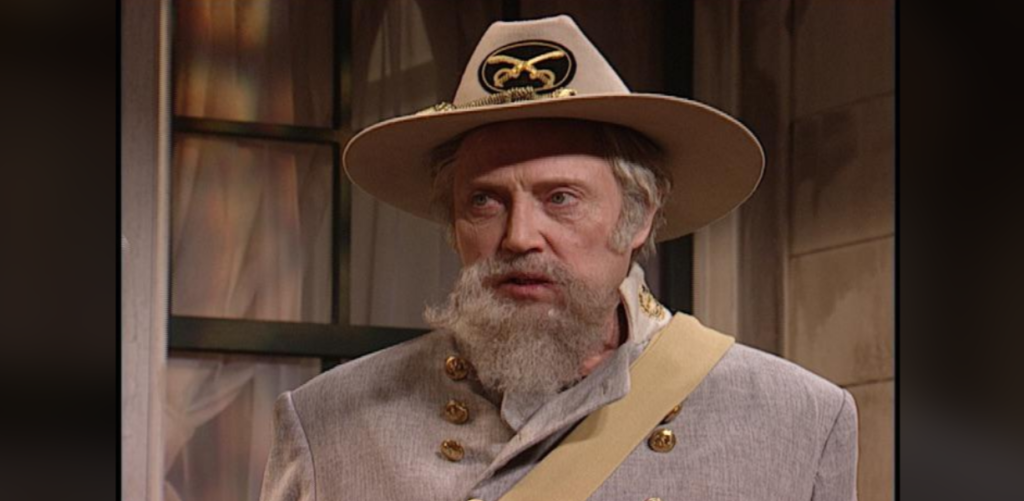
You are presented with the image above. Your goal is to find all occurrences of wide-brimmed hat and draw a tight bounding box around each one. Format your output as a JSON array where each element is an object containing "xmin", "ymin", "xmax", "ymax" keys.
[{"xmin": 343, "ymin": 15, "xmax": 764, "ymax": 241}]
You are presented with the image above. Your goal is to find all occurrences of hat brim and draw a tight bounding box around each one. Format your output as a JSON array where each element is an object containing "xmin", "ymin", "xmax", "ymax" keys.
[{"xmin": 343, "ymin": 93, "xmax": 764, "ymax": 242}]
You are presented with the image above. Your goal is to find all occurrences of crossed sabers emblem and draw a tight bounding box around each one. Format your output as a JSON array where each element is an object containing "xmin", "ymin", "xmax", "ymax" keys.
[{"xmin": 486, "ymin": 50, "xmax": 566, "ymax": 90}]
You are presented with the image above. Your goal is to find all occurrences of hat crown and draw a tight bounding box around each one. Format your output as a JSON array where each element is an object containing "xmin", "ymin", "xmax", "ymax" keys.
[{"xmin": 453, "ymin": 15, "xmax": 629, "ymax": 105}]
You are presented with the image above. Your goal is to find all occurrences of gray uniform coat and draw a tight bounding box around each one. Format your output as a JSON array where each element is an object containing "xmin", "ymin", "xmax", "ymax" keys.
[{"xmin": 259, "ymin": 266, "xmax": 858, "ymax": 501}]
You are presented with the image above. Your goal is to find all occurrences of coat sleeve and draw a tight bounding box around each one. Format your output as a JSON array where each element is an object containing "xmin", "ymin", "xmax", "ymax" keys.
[
  {"xmin": 259, "ymin": 392, "xmax": 316, "ymax": 501},
  {"xmin": 811, "ymin": 389, "xmax": 859, "ymax": 501}
]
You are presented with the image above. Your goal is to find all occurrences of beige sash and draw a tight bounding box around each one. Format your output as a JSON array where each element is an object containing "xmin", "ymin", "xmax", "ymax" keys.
[{"xmin": 498, "ymin": 314, "xmax": 734, "ymax": 501}]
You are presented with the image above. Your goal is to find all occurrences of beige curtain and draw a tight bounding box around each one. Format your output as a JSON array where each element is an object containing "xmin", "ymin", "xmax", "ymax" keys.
[
  {"xmin": 171, "ymin": 136, "xmax": 333, "ymax": 324},
  {"xmin": 173, "ymin": 0, "xmax": 334, "ymax": 127},
  {"xmin": 163, "ymin": 355, "xmax": 320, "ymax": 501},
  {"xmin": 348, "ymin": 0, "xmax": 501, "ymax": 328},
  {"xmin": 171, "ymin": 0, "xmax": 335, "ymax": 324}
]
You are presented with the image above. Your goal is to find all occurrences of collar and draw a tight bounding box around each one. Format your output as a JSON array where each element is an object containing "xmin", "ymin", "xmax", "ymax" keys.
[{"xmin": 617, "ymin": 262, "xmax": 672, "ymax": 347}]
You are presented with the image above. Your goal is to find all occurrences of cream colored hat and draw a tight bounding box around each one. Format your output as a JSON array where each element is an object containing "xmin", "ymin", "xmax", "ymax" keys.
[{"xmin": 343, "ymin": 15, "xmax": 764, "ymax": 241}]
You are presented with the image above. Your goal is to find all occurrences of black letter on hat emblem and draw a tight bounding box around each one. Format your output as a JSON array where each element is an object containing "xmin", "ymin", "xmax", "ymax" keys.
[{"xmin": 479, "ymin": 40, "xmax": 576, "ymax": 94}]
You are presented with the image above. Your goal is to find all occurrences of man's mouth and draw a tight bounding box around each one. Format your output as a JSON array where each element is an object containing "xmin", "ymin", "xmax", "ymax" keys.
[
  {"xmin": 501, "ymin": 273, "xmax": 552, "ymax": 285},
  {"xmin": 493, "ymin": 272, "xmax": 558, "ymax": 300}
]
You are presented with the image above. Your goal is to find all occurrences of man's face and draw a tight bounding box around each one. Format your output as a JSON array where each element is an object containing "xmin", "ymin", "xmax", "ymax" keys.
[{"xmin": 451, "ymin": 120, "xmax": 646, "ymax": 304}]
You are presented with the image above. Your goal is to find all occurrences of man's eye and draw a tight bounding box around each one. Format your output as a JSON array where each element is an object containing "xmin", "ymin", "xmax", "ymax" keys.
[
  {"xmin": 550, "ymin": 192, "xmax": 575, "ymax": 205},
  {"xmin": 470, "ymin": 193, "xmax": 491, "ymax": 207}
]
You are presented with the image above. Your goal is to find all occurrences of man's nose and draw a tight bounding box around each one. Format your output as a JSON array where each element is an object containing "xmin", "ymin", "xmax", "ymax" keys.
[{"xmin": 501, "ymin": 201, "xmax": 545, "ymax": 255}]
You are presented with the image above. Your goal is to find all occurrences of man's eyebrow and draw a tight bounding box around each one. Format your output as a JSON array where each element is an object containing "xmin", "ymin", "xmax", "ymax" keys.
[
  {"xmin": 458, "ymin": 178, "xmax": 593, "ymax": 200},
  {"xmin": 531, "ymin": 176, "xmax": 589, "ymax": 188}
]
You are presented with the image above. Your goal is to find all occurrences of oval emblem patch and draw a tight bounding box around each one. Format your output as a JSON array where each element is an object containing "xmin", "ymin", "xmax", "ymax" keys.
[{"xmin": 478, "ymin": 40, "xmax": 576, "ymax": 94}]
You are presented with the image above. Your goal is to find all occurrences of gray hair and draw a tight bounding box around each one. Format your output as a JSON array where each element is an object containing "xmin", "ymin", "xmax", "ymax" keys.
[{"xmin": 429, "ymin": 120, "xmax": 672, "ymax": 261}]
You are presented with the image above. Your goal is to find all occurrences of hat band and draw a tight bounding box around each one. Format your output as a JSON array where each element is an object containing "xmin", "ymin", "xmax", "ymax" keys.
[{"xmin": 416, "ymin": 86, "xmax": 578, "ymax": 116}]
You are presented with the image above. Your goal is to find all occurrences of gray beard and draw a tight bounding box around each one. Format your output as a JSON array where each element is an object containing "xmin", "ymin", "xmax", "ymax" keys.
[{"xmin": 424, "ymin": 255, "xmax": 619, "ymax": 396}]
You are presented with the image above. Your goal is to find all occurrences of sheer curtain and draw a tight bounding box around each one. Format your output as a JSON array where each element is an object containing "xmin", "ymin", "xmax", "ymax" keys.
[
  {"xmin": 165, "ymin": 3, "xmax": 333, "ymax": 501},
  {"xmin": 171, "ymin": 0, "xmax": 335, "ymax": 324},
  {"xmin": 348, "ymin": 0, "xmax": 501, "ymax": 328},
  {"xmin": 171, "ymin": 136, "xmax": 334, "ymax": 324},
  {"xmin": 163, "ymin": 354, "xmax": 320, "ymax": 501},
  {"xmin": 173, "ymin": 0, "xmax": 334, "ymax": 127}
]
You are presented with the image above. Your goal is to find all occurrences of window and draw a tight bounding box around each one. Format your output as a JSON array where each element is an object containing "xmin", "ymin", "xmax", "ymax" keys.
[{"xmin": 164, "ymin": 1, "xmax": 429, "ymax": 499}]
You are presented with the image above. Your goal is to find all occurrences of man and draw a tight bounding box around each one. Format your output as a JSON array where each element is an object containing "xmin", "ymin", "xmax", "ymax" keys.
[{"xmin": 261, "ymin": 15, "xmax": 857, "ymax": 501}]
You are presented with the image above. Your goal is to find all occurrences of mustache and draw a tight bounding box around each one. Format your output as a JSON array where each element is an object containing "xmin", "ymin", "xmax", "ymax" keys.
[{"xmin": 479, "ymin": 254, "xmax": 572, "ymax": 288}]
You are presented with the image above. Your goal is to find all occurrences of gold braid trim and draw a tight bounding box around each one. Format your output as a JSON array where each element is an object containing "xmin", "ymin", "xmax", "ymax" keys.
[{"xmin": 415, "ymin": 87, "xmax": 577, "ymax": 116}]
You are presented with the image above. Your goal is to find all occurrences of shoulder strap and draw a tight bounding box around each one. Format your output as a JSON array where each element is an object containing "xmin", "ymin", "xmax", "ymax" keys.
[{"xmin": 498, "ymin": 314, "xmax": 734, "ymax": 501}]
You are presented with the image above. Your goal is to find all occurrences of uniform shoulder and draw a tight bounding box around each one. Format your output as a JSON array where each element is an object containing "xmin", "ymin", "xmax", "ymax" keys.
[
  {"xmin": 722, "ymin": 343, "xmax": 842, "ymax": 389},
  {"xmin": 668, "ymin": 313, "xmax": 849, "ymax": 413},
  {"xmin": 704, "ymin": 342, "xmax": 852, "ymax": 423}
]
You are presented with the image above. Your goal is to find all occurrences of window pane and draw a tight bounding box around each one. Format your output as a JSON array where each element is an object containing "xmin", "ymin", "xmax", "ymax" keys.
[
  {"xmin": 172, "ymin": 134, "xmax": 333, "ymax": 324},
  {"xmin": 164, "ymin": 353, "xmax": 322, "ymax": 501},
  {"xmin": 174, "ymin": 0, "xmax": 334, "ymax": 127}
]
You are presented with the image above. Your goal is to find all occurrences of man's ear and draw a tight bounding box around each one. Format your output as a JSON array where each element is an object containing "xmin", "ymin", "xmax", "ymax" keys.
[{"xmin": 629, "ymin": 205, "xmax": 658, "ymax": 252}]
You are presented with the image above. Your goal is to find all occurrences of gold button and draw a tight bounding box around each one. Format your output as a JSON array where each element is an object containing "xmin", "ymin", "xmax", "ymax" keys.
[
  {"xmin": 648, "ymin": 428, "xmax": 676, "ymax": 453},
  {"xmin": 445, "ymin": 356, "xmax": 469, "ymax": 381},
  {"xmin": 661, "ymin": 404, "xmax": 682, "ymax": 424},
  {"xmin": 440, "ymin": 439, "xmax": 465, "ymax": 462},
  {"xmin": 645, "ymin": 498, "xmax": 663, "ymax": 501},
  {"xmin": 444, "ymin": 399, "xmax": 471, "ymax": 424}
]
